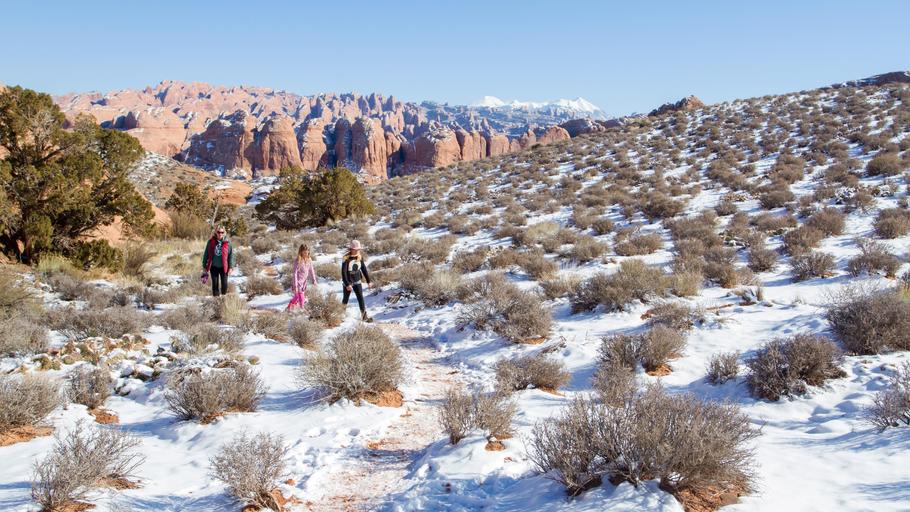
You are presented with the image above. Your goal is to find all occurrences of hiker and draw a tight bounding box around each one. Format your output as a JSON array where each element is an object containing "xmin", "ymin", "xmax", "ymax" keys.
[
  {"xmin": 287, "ymin": 244, "xmax": 317, "ymax": 311},
  {"xmin": 202, "ymin": 226, "xmax": 234, "ymax": 297},
  {"xmin": 341, "ymin": 240, "xmax": 373, "ymax": 322}
]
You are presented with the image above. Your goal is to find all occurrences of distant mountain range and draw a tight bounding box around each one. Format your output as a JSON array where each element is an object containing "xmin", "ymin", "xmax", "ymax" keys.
[{"xmin": 470, "ymin": 96, "xmax": 607, "ymax": 120}]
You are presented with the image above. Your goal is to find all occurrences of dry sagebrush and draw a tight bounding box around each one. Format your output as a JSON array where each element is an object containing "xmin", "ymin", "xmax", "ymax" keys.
[
  {"xmin": 210, "ymin": 431, "xmax": 289, "ymax": 511},
  {"xmin": 298, "ymin": 325, "xmax": 403, "ymax": 403},
  {"xmin": 165, "ymin": 364, "xmax": 266, "ymax": 423},
  {"xmin": 0, "ymin": 374, "xmax": 63, "ymax": 434}
]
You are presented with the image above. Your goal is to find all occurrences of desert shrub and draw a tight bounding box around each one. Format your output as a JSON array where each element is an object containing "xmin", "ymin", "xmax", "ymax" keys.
[
  {"xmin": 209, "ymin": 294, "xmax": 252, "ymax": 329},
  {"xmin": 527, "ymin": 398, "xmax": 604, "ymax": 495},
  {"xmin": 646, "ymin": 301, "xmax": 704, "ymax": 331},
  {"xmin": 165, "ymin": 364, "xmax": 267, "ymax": 422},
  {"xmin": 540, "ymin": 273, "xmax": 583, "ymax": 300},
  {"xmin": 398, "ymin": 262, "xmax": 461, "ymax": 307},
  {"xmin": 639, "ymin": 326, "xmax": 686, "ymax": 372},
  {"xmin": 495, "ymin": 353, "xmax": 570, "ymax": 393},
  {"xmin": 244, "ymin": 275, "xmax": 283, "ymax": 298},
  {"xmin": 806, "ymin": 207, "xmax": 846, "ymax": 236},
  {"xmin": 251, "ymin": 311, "xmax": 288, "ymax": 341},
  {"xmin": 592, "ymin": 357, "xmax": 636, "ymax": 407},
  {"xmin": 847, "ymin": 239, "xmax": 901, "ymax": 277},
  {"xmin": 598, "ymin": 334, "xmax": 640, "ymax": 371},
  {"xmin": 873, "ymin": 208, "xmax": 910, "ymax": 238},
  {"xmin": 782, "ymin": 225, "xmax": 824, "ymax": 256},
  {"xmin": 640, "ymin": 193, "xmax": 685, "ymax": 220},
  {"xmin": 747, "ymin": 240, "xmax": 779, "ymax": 272},
  {"xmin": 43, "ymin": 271, "xmax": 96, "ymax": 301},
  {"xmin": 312, "ymin": 262, "xmax": 340, "ymax": 281},
  {"xmin": 160, "ymin": 302, "xmax": 210, "ymax": 332},
  {"xmin": 173, "ymin": 323, "xmax": 244, "ymax": 354},
  {"xmin": 31, "ymin": 423, "xmax": 144, "ymax": 512},
  {"xmin": 706, "ymin": 351, "xmax": 740, "ymax": 385},
  {"xmin": 457, "ymin": 274, "xmax": 552, "ymax": 342},
  {"xmin": 451, "ymin": 248, "xmax": 489, "ymax": 273},
  {"xmin": 758, "ymin": 186, "xmax": 794, "ymax": 209},
  {"xmin": 746, "ymin": 334, "xmax": 845, "ymax": 400},
  {"xmin": 530, "ymin": 387, "xmax": 759, "ymax": 496},
  {"xmin": 0, "ymin": 315, "xmax": 48, "ymax": 356},
  {"xmin": 591, "ymin": 217, "xmax": 615, "ymax": 235},
  {"xmin": 516, "ymin": 250, "xmax": 558, "ymax": 279},
  {"xmin": 298, "ymin": 325, "xmax": 403, "ymax": 403},
  {"xmin": 66, "ymin": 366, "xmax": 112, "ymax": 410},
  {"xmin": 615, "ymin": 232, "xmax": 663, "ymax": 256},
  {"xmin": 566, "ymin": 236, "xmax": 609, "ymax": 263},
  {"xmin": 288, "ymin": 317, "xmax": 324, "ymax": 349},
  {"xmin": 210, "ymin": 432, "xmax": 289, "ymax": 511},
  {"xmin": 866, "ymin": 152, "xmax": 904, "ymax": 176},
  {"xmin": 867, "ymin": 362, "xmax": 910, "ymax": 430},
  {"xmin": 670, "ymin": 270, "xmax": 703, "ymax": 297},
  {"xmin": 0, "ymin": 374, "xmax": 63, "ymax": 433},
  {"xmin": 571, "ymin": 259, "xmax": 668, "ymax": 313},
  {"xmin": 304, "ymin": 287, "xmax": 346, "ymax": 327},
  {"xmin": 826, "ymin": 287, "xmax": 910, "ymax": 354},
  {"xmin": 49, "ymin": 306, "xmax": 148, "ymax": 340},
  {"xmin": 519, "ymin": 221, "xmax": 561, "ymax": 247},
  {"xmin": 397, "ymin": 235, "xmax": 456, "ymax": 264},
  {"xmin": 121, "ymin": 243, "xmax": 156, "ymax": 279},
  {"xmin": 473, "ymin": 392, "xmax": 517, "ymax": 440},
  {"xmin": 439, "ymin": 388, "xmax": 475, "ymax": 444},
  {"xmin": 169, "ymin": 210, "xmax": 212, "ymax": 240},
  {"xmin": 790, "ymin": 251, "xmax": 836, "ymax": 281}
]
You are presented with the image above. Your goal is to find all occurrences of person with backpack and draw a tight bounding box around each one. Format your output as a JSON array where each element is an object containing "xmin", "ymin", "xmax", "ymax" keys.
[
  {"xmin": 341, "ymin": 240, "xmax": 373, "ymax": 322},
  {"xmin": 202, "ymin": 226, "xmax": 234, "ymax": 297},
  {"xmin": 287, "ymin": 244, "xmax": 317, "ymax": 311}
]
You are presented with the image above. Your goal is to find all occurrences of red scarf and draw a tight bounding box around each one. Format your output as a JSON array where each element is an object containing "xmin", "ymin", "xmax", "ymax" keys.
[{"xmin": 205, "ymin": 238, "xmax": 230, "ymax": 272}]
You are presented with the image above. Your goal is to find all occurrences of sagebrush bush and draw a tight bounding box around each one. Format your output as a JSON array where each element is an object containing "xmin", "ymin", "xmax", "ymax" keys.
[
  {"xmin": 670, "ymin": 270, "xmax": 703, "ymax": 297},
  {"xmin": 0, "ymin": 374, "xmax": 63, "ymax": 433},
  {"xmin": 747, "ymin": 241, "xmax": 779, "ymax": 272},
  {"xmin": 790, "ymin": 251, "xmax": 836, "ymax": 281},
  {"xmin": 288, "ymin": 317, "xmax": 324, "ymax": 348},
  {"xmin": 639, "ymin": 326, "xmax": 687, "ymax": 372},
  {"xmin": 867, "ymin": 361, "xmax": 910, "ymax": 430},
  {"xmin": 244, "ymin": 275, "xmax": 283, "ymax": 298},
  {"xmin": 645, "ymin": 301, "xmax": 704, "ymax": 331},
  {"xmin": 210, "ymin": 431, "xmax": 289, "ymax": 511},
  {"xmin": 0, "ymin": 273, "xmax": 48, "ymax": 356},
  {"xmin": 251, "ymin": 311, "xmax": 288, "ymax": 341},
  {"xmin": 305, "ymin": 287, "xmax": 346, "ymax": 327},
  {"xmin": 592, "ymin": 358, "xmax": 636, "ymax": 407},
  {"xmin": 457, "ymin": 274, "xmax": 552, "ymax": 342},
  {"xmin": 399, "ymin": 263, "xmax": 461, "ymax": 307},
  {"xmin": 299, "ymin": 325, "xmax": 403, "ymax": 403},
  {"xmin": 805, "ymin": 207, "xmax": 845, "ymax": 236},
  {"xmin": 866, "ymin": 152, "xmax": 904, "ymax": 176},
  {"xmin": 44, "ymin": 304, "xmax": 149, "ymax": 340},
  {"xmin": 571, "ymin": 259, "xmax": 668, "ymax": 313},
  {"xmin": 540, "ymin": 273, "xmax": 583, "ymax": 300},
  {"xmin": 165, "ymin": 364, "xmax": 266, "ymax": 422},
  {"xmin": 528, "ymin": 388, "xmax": 758, "ymax": 496},
  {"xmin": 706, "ymin": 351, "xmax": 740, "ymax": 385},
  {"xmin": 174, "ymin": 323, "xmax": 244, "ymax": 354},
  {"xmin": 31, "ymin": 423, "xmax": 144, "ymax": 512},
  {"xmin": 746, "ymin": 334, "xmax": 845, "ymax": 400},
  {"xmin": 160, "ymin": 302, "xmax": 210, "ymax": 332},
  {"xmin": 873, "ymin": 208, "xmax": 910, "ymax": 239},
  {"xmin": 847, "ymin": 239, "xmax": 901, "ymax": 278},
  {"xmin": 494, "ymin": 353, "xmax": 570, "ymax": 393},
  {"xmin": 439, "ymin": 388, "xmax": 475, "ymax": 444},
  {"xmin": 782, "ymin": 225, "xmax": 824, "ymax": 256},
  {"xmin": 66, "ymin": 366, "xmax": 112, "ymax": 410},
  {"xmin": 473, "ymin": 392, "xmax": 518, "ymax": 440},
  {"xmin": 615, "ymin": 232, "xmax": 663, "ymax": 256},
  {"xmin": 826, "ymin": 287, "xmax": 910, "ymax": 354},
  {"xmin": 451, "ymin": 248, "xmax": 489, "ymax": 273},
  {"xmin": 566, "ymin": 236, "xmax": 609, "ymax": 263}
]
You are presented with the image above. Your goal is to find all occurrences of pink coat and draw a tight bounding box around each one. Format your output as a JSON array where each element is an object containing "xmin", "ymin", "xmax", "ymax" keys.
[{"xmin": 292, "ymin": 259, "xmax": 317, "ymax": 294}]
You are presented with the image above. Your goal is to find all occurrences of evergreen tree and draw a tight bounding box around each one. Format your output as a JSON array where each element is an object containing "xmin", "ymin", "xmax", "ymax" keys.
[
  {"xmin": 0, "ymin": 86, "xmax": 154, "ymax": 264},
  {"xmin": 255, "ymin": 167, "xmax": 375, "ymax": 228}
]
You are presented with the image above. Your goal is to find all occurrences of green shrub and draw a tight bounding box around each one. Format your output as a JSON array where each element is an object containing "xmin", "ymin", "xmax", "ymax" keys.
[{"xmin": 255, "ymin": 167, "xmax": 375, "ymax": 228}]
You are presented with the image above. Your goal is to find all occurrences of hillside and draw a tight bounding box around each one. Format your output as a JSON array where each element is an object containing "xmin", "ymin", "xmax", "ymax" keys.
[{"xmin": 2, "ymin": 76, "xmax": 910, "ymax": 512}]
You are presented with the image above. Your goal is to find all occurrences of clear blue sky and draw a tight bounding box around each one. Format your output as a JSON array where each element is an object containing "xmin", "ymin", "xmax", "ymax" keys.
[{"xmin": 3, "ymin": 0, "xmax": 908, "ymax": 116}]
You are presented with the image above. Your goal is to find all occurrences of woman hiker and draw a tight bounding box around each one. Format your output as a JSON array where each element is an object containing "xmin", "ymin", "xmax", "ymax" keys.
[
  {"xmin": 341, "ymin": 240, "xmax": 373, "ymax": 322},
  {"xmin": 287, "ymin": 244, "xmax": 317, "ymax": 311},
  {"xmin": 202, "ymin": 226, "xmax": 234, "ymax": 297}
]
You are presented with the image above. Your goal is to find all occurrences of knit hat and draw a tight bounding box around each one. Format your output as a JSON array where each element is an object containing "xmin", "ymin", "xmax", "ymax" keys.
[{"xmin": 349, "ymin": 240, "xmax": 362, "ymax": 250}]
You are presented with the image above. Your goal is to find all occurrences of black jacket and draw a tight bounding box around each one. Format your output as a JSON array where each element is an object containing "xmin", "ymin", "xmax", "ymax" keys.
[{"xmin": 341, "ymin": 254, "xmax": 370, "ymax": 286}]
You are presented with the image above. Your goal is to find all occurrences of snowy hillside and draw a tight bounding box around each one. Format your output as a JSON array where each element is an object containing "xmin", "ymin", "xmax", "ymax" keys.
[{"xmin": 2, "ymin": 79, "xmax": 910, "ymax": 512}]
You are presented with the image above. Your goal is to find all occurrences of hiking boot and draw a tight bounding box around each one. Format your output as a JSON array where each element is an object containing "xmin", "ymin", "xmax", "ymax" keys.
[{"xmin": 362, "ymin": 311, "xmax": 373, "ymax": 323}]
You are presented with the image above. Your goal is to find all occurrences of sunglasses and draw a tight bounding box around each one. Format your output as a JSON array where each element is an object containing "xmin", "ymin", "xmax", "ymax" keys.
[{"xmin": 216, "ymin": 231, "xmax": 225, "ymax": 234}]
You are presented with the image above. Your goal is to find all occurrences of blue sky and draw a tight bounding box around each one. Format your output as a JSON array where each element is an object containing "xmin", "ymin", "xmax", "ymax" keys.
[{"xmin": 3, "ymin": 0, "xmax": 908, "ymax": 116}]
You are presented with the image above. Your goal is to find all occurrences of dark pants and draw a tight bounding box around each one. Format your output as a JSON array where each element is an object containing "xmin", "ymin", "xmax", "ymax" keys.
[
  {"xmin": 211, "ymin": 267, "xmax": 228, "ymax": 296},
  {"xmin": 342, "ymin": 283, "xmax": 366, "ymax": 312}
]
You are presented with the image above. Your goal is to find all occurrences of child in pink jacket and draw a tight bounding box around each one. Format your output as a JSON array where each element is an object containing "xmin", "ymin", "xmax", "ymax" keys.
[{"xmin": 286, "ymin": 244, "xmax": 317, "ymax": 311}]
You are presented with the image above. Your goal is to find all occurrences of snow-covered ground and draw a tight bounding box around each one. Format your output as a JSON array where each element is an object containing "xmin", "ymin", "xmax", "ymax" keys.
[{"xmin": 2, "ymin": 82, "xmax": 910, "ymax": 511}]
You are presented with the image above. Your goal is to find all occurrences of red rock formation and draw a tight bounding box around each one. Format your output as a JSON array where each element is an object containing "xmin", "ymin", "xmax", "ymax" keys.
[
  {"xmin": 485, "ymin": 132, "xmax": 512, "ymax": 157},
  {"xmin": 297, "ymin": 119, "xmax": 328, "ymax": 170},
  {"xmin": 122, "ymin": 108, "xmax": 188, "ymax": 156},
  {"xmin": 648, "ymin": 95, "xmax": 705, "ymax": 117},
  {"xmin": 257, "ymin": 115, "xmax": 302, "ymax": 173},
  {"xmin": 350, "ymin": 117, "xmax": 390, "ymax": 184},
  {"xmin": 533, "ymin": 126, "xmax": 571, "ymax": 145},
  {"xmin": 456, "ymin": 129, "xmax": 487, "ymax": 161}
]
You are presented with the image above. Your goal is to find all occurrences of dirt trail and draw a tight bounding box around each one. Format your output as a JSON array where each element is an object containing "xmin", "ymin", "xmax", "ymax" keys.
[{"xmin": 303, "ymin": 322, "xmax": 458, "ymax": 512}]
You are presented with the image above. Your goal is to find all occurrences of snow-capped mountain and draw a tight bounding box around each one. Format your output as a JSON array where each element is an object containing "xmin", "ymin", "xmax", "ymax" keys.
[{"xmin": 471, "ymin": 95, "xmax": 607, "ymax": 119}]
